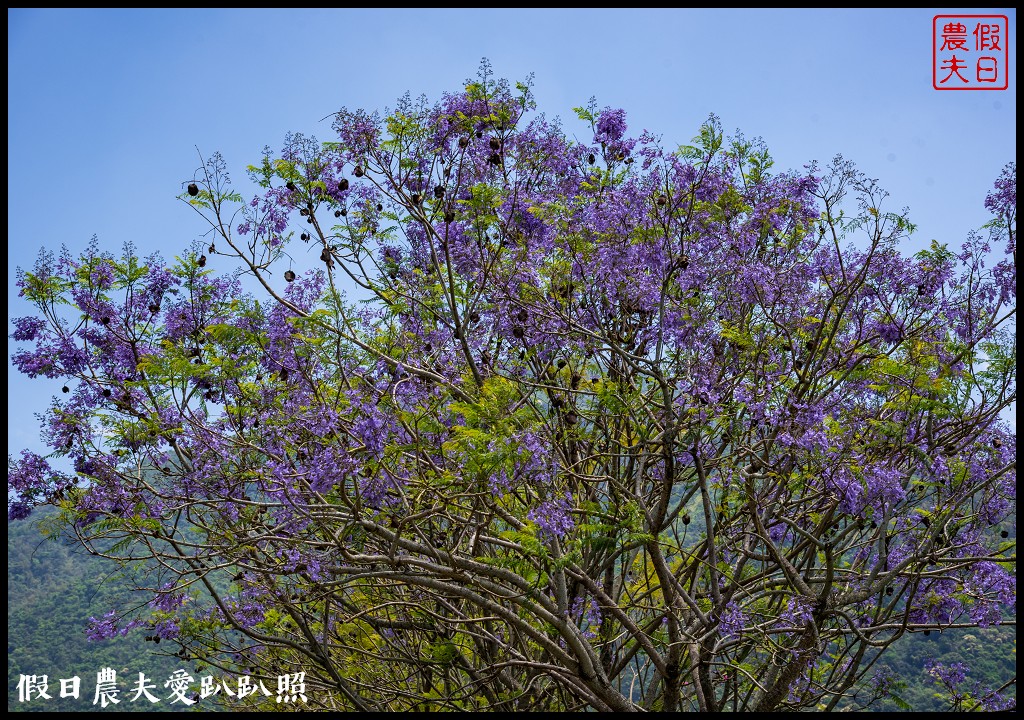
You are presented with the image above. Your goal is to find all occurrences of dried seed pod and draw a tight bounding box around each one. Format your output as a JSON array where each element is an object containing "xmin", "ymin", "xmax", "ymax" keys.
[
  {"xmin": 516, "ymin": 308, "xmax": 528, "ymax": 323},
  {"xmin": 444, "ymin": 210, "xmax": 456, "ymax": 223},
  {"xmin": 299, "ymin": 208, "xmax": 308, "ymax": 216},
  {"xmin": 557, "ymin": 358, "xmax": 567, "ymax": 369},
  {"xmin": 340, "ymin": 209, "xmax": 347, "ymax": 217},
  {"xmin": 433, "ymin": 185, "xmax": 445, "ymax": 198},
  {"xmin": 320, "ymin": 248, "xmax": 332, "ymax": 263},
  {"xmin": 488, "ymin": 152, "xmax": 501, "ymax": 166},
  {"xmin": 376, "ymin": 203, "xmax": 383, "ymax": 212},
  {"xmin": 587, "ymin": 153, "xmax": 596, "ymax": 164},
  {"xmin": 300, "ymin": 232, "xmax": 309, "ymax": 242},
  {"xmin": 682, "ymin": 514, "xmax": 691, "ymax": 525},
  {"xmin": 279, "ymin": 368, "xmax": 289, "ymax": 381},
  {"xmin": 489, "ymin": 137, "xmax": 501, "ymax": 150},
  {"xmin": 187, "ymin": 183, "xmax": 199, "ymax": 196},
  {"xmin": 411, "ymin": 193, "xmax": 422, "ymax": 205},
  {"xmin": 284, "ymin": 270, "xmax": 296, "ymax": 282},
  {"xmin": 102, "ymin": 388, "xmax": 112, "ymax": 398},
  {"xmin": 1001, "ymin": 530, "xmax": 1009, "ymax": 538},
  {"xmin": 468, "ymin": 311, "xmax": 480, "ymax": 323},
  {"xmin": 512, "ymin": 326, "xmax": 525, "ymax": 339},
  {"xmin": 286, "ymin": 181, "xmax": 297, "ymax": 191},
  {"xmin": 100, "ymin": 316, "xmax": 110, "ymax": 325},
  {"xmin": 335, "ymin": 210, "xmax": 342, "ymax": 218},
  {"xmin": 148, "ymin": 303, "xmax": 160, "ymax": 313},
  {"xmin": 338, "ymin": 178, "xmax": 349, "ymax": 191},
  {"xmin": 208, "ymin": 243, "xmax": 216, "ymax": 254},
  {"xmin": 198, "ymin": 255, "xmax": 207, "ymax": 267},
  {"xmin": 353, "ymin": 165, "xmax": 364, "ymax": 178},
  {"xmin": 62, "ymin": 385, "xmax": 70, "ymax": 393},
  {"xmin": 656, "ymin": 195, "xmax": 667, "ymax": 206}
]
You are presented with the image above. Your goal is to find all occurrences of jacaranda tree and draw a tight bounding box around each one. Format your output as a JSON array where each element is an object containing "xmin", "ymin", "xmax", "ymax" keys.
[{"xmin": 9, "ymin": 68, "xmax": 1016, "ymax": 711}]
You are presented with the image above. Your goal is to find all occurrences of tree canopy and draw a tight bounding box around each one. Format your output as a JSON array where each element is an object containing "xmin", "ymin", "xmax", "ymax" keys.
[{"xmin": 9, "ymin": 67, "xmax": 1016, "ymax": 711}]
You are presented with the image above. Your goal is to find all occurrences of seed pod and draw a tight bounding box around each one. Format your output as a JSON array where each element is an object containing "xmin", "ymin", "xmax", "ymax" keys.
[
  {"xmin": 458, "ymin": 136, "xmax": 469, "ymax": 149},
  {"xmin": 340, "ymin": 209, "xmax": 347, "ymax": 217},
  {"xmin": 885, "ymin": 586, "xmax": 893, "ymax": 596},
  {"xmin": 476, "ymin": 130, "xmax": 484, "ymax": 139},
  {"xmin": 587, "ymin": 153, "xmax": 595, "ymax": 164},
  {"xmin": 444, "ymin": 210, "xmax": 456, "ymax": 223},
  {"xmin": 682, "ymin": 514, "xmax": 691, "ymax": 525},
  {"xmin": 187, "ymin": 183, "xmax": 199, "ymax": 196},
  {"xmin": 433, "ymin": 185, "xmax": 445, "ymax": 198},
  {"xmin": 62, "ymin": 385, "xmax": 70, "ymax": 393},
  {"xmin": 148, "ymin": 303, "xmax": 160, "ymax": 313},
  {"xmin": 286, "ymin": 181, "xmax": 297, "ymax": 192},
  {"xmin": 656, "ymin": 195, "xmax": 667, "ymax": 206},
  {"xmin": 102, "ymin": 388, "xmax": 112, "ymax": 398},
  {"xmin": 299, "ymin": 208, "xmax": 308, "ymax": 216},
  {"xmin": 284, "ymin": 270, "xmax": 296, "ymax": 282},
  {"xmin": 335, "ymin": 210, "xmax": 342, "ymax": 217},
  {"xmin": 469, "ymin": 311, "xmax": 480, "ymax": 323},
  {"xmin": 557, "ymin": 358, "xmax": 567, "ymax": 369},
  {"xmin": 512, "ymin": 326, "xmax": 525, "ymax": 339},
  {"xmin": 565, "ymin": 412, "xmax": 577, "ymax": 425},
  {"xmin": 279, "ymin": 368, "xmax": 289, "ymax": 381},
  {"xmin": 489, "ymin": 137, "xmax": 501, "ymax": 150},
  {"xmin": 516, "ymin": 308, "xmax": 528, "ymax": 323},
  {"xmin": 1001, "ymin": 530, "xmax": 1009, "ymax": 538},
  {"xmin": 338, "ymin": 178, "xmax": 349, "ymax": 191},
  {"xmin": 321, "ymin": 248, "xmax": 332, "ymax": 263},
  {"xmin": 208, "ymin": 243, "xmax": 216, "ymax": 254},
  {"xmin": 992, "ymin": 438, "xmax": 1002, "ymax": 448},
  {"xmin": 353, "ymin": 165, "xmax": 365, "ymax": 178},
  {"xmin": 101, "ymin": 316, "xmax": 110, "ymax": 325},
  {"xmin": 411, "ymin": 193, "xmax": 421, "ymax": 205},
  {"xmin": 198, "ymin": 255, "xmax": 207, "ymax": 267},
  {"xmin": 300, "ymin": 232, "xmax": 309, "ymax": 242},
  {"xmin": 488, "ymin": 153, "xmax": 501, "ymax": 166},
  {"xmin": 376, "ymin": 203, "xmax": 383, "ymax": 212}
]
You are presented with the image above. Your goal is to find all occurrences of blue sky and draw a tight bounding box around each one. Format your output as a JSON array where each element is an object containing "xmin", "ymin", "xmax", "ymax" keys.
[{"xmin": 7, "ymin": 8, "xmax": 1017, "ymax": 457}]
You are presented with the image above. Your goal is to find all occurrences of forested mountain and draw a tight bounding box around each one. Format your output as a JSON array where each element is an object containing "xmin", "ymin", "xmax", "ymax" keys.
[
  {"xmin": 8, "ymin": 507, "xmax": 194, "ymax": 713},
  {"xmin": 9, "ymin": 507, "xmax": 1012, "ymax": 712}
]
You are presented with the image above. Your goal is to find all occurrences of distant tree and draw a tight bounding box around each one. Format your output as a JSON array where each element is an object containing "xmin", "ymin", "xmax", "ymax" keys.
[{"xmin": 9, "ymin": 65, "xmax": 1016, "ymax": 711}]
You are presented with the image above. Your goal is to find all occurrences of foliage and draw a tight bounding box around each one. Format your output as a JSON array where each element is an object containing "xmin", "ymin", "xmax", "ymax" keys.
[{"xmin": 8, "ymin": 64, "xmax": 1016, "ymax": 711}]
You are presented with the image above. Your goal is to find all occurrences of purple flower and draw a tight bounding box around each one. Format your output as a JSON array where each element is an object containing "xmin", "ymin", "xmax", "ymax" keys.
[
  {"xmin": 717, "ymin": 600, "xmax": 747, "ymax": 639},
  {"xmin": 528, "ymin": 494, "xmax": 574, "ymax": 539},
  {"xmin": 595, "ymin": 108, "xmax": 627, "ymax": 145}
]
